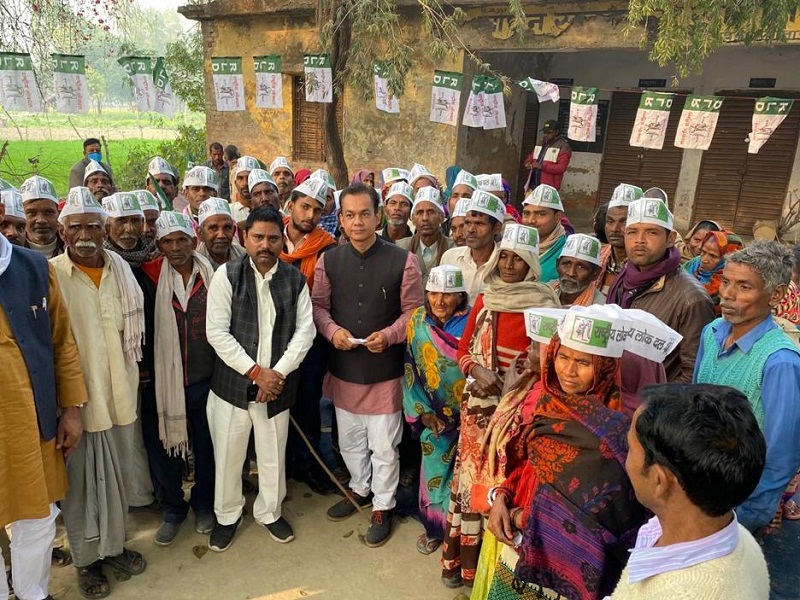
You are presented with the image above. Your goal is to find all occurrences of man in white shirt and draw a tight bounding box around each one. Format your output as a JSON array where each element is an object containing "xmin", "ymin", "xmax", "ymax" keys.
[{"xmin": 205, "ymin": 206, "xmax": 315, "ymax": 552}]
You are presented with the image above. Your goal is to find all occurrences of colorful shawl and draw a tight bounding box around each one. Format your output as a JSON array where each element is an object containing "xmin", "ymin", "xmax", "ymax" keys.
[
  {"xmin": 350, "ymin": 169, "xmax": 374, "ymax": 186},
  {"xmin": 683, "ymin": 230, "xmax": 743, "ymax": 314},
  {"xmin": 514, "ymin": 338, "xmax": 646, "ymax": 600},
  {"xmin": 774, "ymin": 280, "xmax": 800, "ymax": 325}
]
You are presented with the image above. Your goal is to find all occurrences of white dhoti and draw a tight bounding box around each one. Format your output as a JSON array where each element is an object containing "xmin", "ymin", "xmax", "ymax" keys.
[
  {"xmin": 207, "ymin": 392, "xmax": 289, "ymax": 526},
  {"xmin": 1, "ymin": 503, "xmax": 58, "ymax": 600},
  {"xmin": 335, "ymin": 408, "xmax": 403, "ymax": 511}
]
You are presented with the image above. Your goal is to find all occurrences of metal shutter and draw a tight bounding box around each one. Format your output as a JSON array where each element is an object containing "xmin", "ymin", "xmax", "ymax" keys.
[
  {"xmin": 692, "ymin": 94, "xmax": 800, "ymax": 233},
  {"xmin": 515, "ymin": 97, "xmax": 541, "ymax": 201},
  {"xmin": 596, "ymin": 91, "xmax": 686, "ymax": 207}
]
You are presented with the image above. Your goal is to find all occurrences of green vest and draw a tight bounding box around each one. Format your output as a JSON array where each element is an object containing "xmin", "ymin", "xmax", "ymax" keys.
[{"xmin": 696, "ymin": 318, "xmax": 798, "ymax": 426}]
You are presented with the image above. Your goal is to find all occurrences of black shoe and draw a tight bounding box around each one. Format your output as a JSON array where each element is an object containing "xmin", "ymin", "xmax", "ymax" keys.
[
  {"xmin": 326, "ymin": 491, "xmax": 372, "ymax": 521},
  {"xmin": 263, "ymin": 516, "xmax": 294, "ymax": 543},
  {"xmin": 303, "ymin": 469, "xmax": 336, "ymax": 495},
  {"xmin": 365, "ymin": 509, "xmax": 393, "ymax": 547},
  {"xmin": 154, "ymin": 521, "xmax": 182, "ymax": 546},
  {"xmin": 194, "ymin": 511, "xmax": 215, "ymax": 534},
  {"xmin": 208, "ymin": 516, "xmax": 243, "ymax": 552}
]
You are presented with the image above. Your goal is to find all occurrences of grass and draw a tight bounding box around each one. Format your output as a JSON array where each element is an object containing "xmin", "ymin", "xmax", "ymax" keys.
[
  {"xmin": 3, "ymin": 108, "xmax": 204, "ymax": 134},
  {"xmin": 0, "ymin": 139, "xmax": 165, "ymax": 196}
]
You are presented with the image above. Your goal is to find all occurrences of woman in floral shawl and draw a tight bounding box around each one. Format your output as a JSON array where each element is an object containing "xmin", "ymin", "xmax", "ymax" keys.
[
  {"xmin": 683, "ymin": 230, "xmax": 744, "ymax": 315},
  {"xmin": 404, "ymin": 265, "xmax": 471, "ymax": 555}
]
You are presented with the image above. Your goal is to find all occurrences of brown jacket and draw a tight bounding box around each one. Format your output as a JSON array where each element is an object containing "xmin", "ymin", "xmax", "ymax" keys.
[{"xmin": 630, "ymin": 268, "xmax": 715, "ymax": 382}]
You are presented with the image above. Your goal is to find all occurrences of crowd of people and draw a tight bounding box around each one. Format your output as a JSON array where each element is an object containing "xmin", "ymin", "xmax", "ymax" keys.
[{"xmin": 1, "ymin": 132, "xmax": 799, "ymax": 600}]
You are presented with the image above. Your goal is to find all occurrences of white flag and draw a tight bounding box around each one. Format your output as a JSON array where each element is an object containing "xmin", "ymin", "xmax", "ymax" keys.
[
  {"xmin": 255, "ymin": 55, "xmax": 283, "ymax": 110},
  {"xmin": 152, "ymin": 57, "xmax": 174, "ymax": 117},
  {"xmin": 52, "ymin": 54, "xmax": 89, "ymax": 114},
  {"xmin": 429, "ymin": 70, "xmax": 463, "ymax": 126},
  {"xmin": 373, "ymin": 62, "xmax": 399, "ymax": 114},
  {"xmin": 568, "ymin": 86, "xmax": 598, "ymax": 142},
  {"xmin": 630, "ymin": 91, "xmax": 675, "ymax": 150},
  {"xmin": 674, "ymin": 95, "xmax": 723, "ymax": 151},
  {"xmin": 481, "ymin": 77, "xmax": 506, "ymax": 130},
  {"xmin": 0, "ymin": 52, "xmax": 41, "ymax": 112},
  {"xmin": 749, "ymin": 97, "xmax": 794, "ymax": 154},
  {"xmin": 519, "ymin": 78, "xmax": 560, "ymax": 103},
  {"xmin": 211, "ymin": 57, "xmax": 245, "ymax": 112},
  {"xmin": 304, "ymin": 54, "xmax": 332, "ymax": 103},
  {"xmin": 462, "ymin": 76, "xmax": 485, "ymax": 128},
  {"xmin": 118, "ymin": 57, "xmax": 155, "ymax": 112}
]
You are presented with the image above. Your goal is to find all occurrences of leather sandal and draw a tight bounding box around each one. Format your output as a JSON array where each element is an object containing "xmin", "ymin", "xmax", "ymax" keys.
[
  {"xmin": 102, "ymin": 548, "xmax": 146, "ymax": 581},
  {"xmin": 77, "ymin": 562, "xmax": 110, "ymax": 599},
  {"xmin": 416, "ymin": 533, "xmax": 441, "ymax": 555}
]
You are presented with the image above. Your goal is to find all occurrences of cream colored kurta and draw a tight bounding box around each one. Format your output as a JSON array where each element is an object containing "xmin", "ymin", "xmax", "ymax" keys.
[
  {"xmin": 0, "ymin": 265, "xmax": 87, "ymax": 526},
  {"xmin": 51, "ymin": 250, "xmax": 139, "ymax": 433}
]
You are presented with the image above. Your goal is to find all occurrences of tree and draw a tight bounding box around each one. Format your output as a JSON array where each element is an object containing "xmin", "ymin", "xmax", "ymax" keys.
[
  {"xmin": 165, "ymin": 29, "xmax": 205, "ymax": 113},
  {"xmin": 627, "ymin": 0, "xmax": 800, "ymax": 79}
]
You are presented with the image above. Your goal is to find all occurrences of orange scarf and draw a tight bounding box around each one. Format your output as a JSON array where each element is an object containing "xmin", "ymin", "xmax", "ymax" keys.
[{"xmin": 279, "ymin": 216, "xmax": 335, "ymax": 290}]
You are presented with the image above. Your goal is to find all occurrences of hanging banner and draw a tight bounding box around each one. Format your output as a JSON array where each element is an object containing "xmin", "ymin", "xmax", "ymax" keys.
[
  {"xmin": 0, "ymin": 52, "xmax": 41, "ymax": 112},
  {"xmin": 674, "ymin": 95, "xmax": 723, "ymax": 150},
  {"xmin": 462, "ymin": 75, "xmax": 486, "ymax": 128},
  {"xmin": 304, "ymin": 54, "xmax": 332, "ymax": 103},
  {"xmin": 518, "ymin": 77, "xmax": 560, "ymax": 103},
  {"xmin": 568, "ymin": 86, "xmax": 599, "ymax": 142},
  {"xmin": 211, "ymin": 57, "xmax": 245, "ymax": 112},
  {"xmin": 630, "ymin": 91, "xmax": 675, "ymax": 150},
  {"xmin": 117, "ymin": 56, "xmax": 155, "ymax": 112},
  {"xmin": 429, "ymin": 70, "xmax": 463, "ymax": 126},
  {"xmin": 749, "ymin": 97, "xmax": 794, "ymax": 154},
  {"xmin": 152, "ymin": 57, "xmax": 174, "ymax": 117},
  {"xmin": 373, "ymin": 62, "xmax": 399, "ymax": 114},
  {"xmin": 482, "ymin": 77, "xmax": 506, "ymax": 130},
  {"xmin": 254, "ymin": 55, "xmax": 283, "ymax": 110},
  {"xmin": 52, "ymin": 54, "xmax": 89, "ymax": 114}
]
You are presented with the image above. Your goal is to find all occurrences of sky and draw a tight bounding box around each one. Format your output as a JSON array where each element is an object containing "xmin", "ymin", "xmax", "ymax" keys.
[{"xmin": 135, "ymin": 0, "xmax": 193, "ymax": 28}]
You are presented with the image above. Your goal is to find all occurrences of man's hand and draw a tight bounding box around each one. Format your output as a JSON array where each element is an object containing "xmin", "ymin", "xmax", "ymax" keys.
[
  {"xmin": 470, "ymin": 365, "xmax": 503, "ymax": 398},
  {"xmin": 332, "ymin": 328, "xmax": 357, "ymax": 351},
  {"xmin": 57, "ymin": 405, "xmax": 83, "ymax": 458},
  {"xmin": 254, "ymin": 368, "xmax": 285, "ymax": 403},
  {"xmin": 487, "ymin": 494, "xmax": 515, "ymax": 546},
  {"xmin": 530, "ymin": 160, "xmax": 542, "ymax": 170},
  {"xmin": 420, "ymin": 412, "xmax": 445, "ymax": 438},
  {"xmin": 364, "ymin": 331, "xmax": 389, "ymax": 353}
]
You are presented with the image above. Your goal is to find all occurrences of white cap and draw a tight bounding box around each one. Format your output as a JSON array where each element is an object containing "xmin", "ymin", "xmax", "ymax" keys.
[
  {"xmin": 20, "ymin": 175, "xmax": 57, "ymax": 204},
  {"xmin": 608, "ymin": 183, "xmax": 643, "ymax": 209},
  {"xmin": 500, "ymin": 222, "xmax": 539, "ymax": 255},
  {"xmin": 183, "ymin": 166, "xmax": 219, "ymax": 192},
  {"xmin": 468, "ymin": 190, "xmax": 506, "ymax": 223},
  {"xmin": 381, "ymin": 168, "xmax": 409, "ymax": 186},
  {"xmin": 102, "ymin": 192, "xmax": 144, "ymax": 219},
  {"xmin": 426, "ymin": 265, "xmax": 466, "ymax": 293},
  {"xmin": 523, "ymin": 184, "xmax": 563, "ymax": 212},
  {"xmin": 476, "ymin": 173, "xmax": 504, "ymax": 192},
  {"xmin": 524, "ymin": 307, "xmax": 567, "ymax": 344},
  {"xmin": 408, "ymin": 163, "xmax": 437, "ymax": 188},
  {"xmin": 386, "ymin": 182, "xmax": 413, "ymax": 205},
  {"xmin": 132, "ymin": 189, "xmax": 160, "ymax": 213},
  {"xmin": 0, "ymin": 177, "xmax": 16, "ymax": 191},
  {"xmin": 451, "ymin": 197, "xmax": 471, "ymax": 219},
  {"xmin": 309, "ymin": 169, "xmax": 335, "ymax": 189},
  {"xmin": 269, "ymin": 156, "xmax": 293, "ymax": 176},
  {"xmin": 412, "ymin": 186, "xmax": 444, "ymax": 215},
  {"xmin": 0, "ymin": 190, "xmax": 25, "ymax": 220},
  {"xmin": 234, "ymin": 155, "xmax": 261, "ymax": 179},
  {"xmin": 248, "ymin": 169, "xmax": 278, "ymax": 193},
  {"xmin": 626, "ymin": 198, "xmax": 674, "ymax": 230},
  {"xmin": 83, "ymin": 160, "xmax": 109, "ymax": 183},
  {"xmin": 198, "ymin": 198, "xmax": 233, "ymax": 226},
  {"xmin": 156, "ymin": 211, "xmax": 195, "ymax": 239},
  {"xmin": 58, "ymin": 187, "xmax": 106, "ymax": 224},
  {"xmin": 148, "ymin": 156, "xmax": 177, "ymax": 179},
  {"xmin": 292, "ymin": 177, "xmax": 329, "ymax": 207},
  {"xmin": 452, "ymin": 170, "xmax": 477, "ymax": 191},
  {"xmin": 333, "ymin": 189, "xmax": 342, "ymax": 211},
  {"xmin": 559, "ymin": 234, "xmax": 602, "ymax": 266}
]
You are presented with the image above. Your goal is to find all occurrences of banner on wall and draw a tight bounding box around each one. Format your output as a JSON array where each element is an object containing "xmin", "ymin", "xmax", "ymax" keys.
[
  {"xmin": 52, "ymin": 54, "xmax": 89, "ymax": 114},
  {"xmin": 254, "ymin": 55, "xmax": 283, "ymax": 110},
  {"xmin": 152, "ymin": 57, "xmax": 174, "ymax": 117},
  {"xmin": 374, "ymin": 62, "xmax": 399, "ymax": 114},
  {"xmin": 568, "ymin": 86, "xmax": 598, "ymax": 142},
  {"xmin": 304, "ymin": 54, "xmax": 332, "ymax": 103},
  {"xmin": 674, "ymin": 95, "xmax": 723, "ymax": 150},
  {"xmin": 429, "ymin": 70, "xmax": 463, "ymax": 126},
  {"xmin": 629, "ymin": 91, "xmax": 675, "ymax": 150},
  {"xmin": 211, "ymin": 57, "xmax": 245, "ymax": 112},
  {"xmin": 0, "ymin": 52, "xmax": 41, "ymax": 112},
  {"xmin": 749, "ymin": 97, "xmax": 794, "ymax": 154},
  {"xmin": 118, "ymin": 56, "xmax": 155, "ymax": 112}
]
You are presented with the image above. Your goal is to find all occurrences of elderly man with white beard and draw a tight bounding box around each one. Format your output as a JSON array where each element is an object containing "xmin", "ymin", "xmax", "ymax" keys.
[{"xmin": 550, "ymin": 233, "xmax": 606, "ymax": 307}]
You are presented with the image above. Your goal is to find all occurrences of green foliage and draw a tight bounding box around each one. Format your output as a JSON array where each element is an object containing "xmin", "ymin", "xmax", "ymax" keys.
[
  {"xmin": 166, "ymin": 29, "xmax": 205, "ymax": 113},
  {"xmin": 114, "ymin": 124, "xmax": 206, "ymax": 191},
  {"xmin": 627, "ymin": 0, "xmax": 800, "ymax": 79}
]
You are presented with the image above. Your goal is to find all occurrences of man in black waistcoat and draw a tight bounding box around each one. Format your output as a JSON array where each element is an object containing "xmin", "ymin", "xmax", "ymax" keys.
[
  {"xmin": 205, "ymin": 207, "xmax": 315, "ymax": 552},
  {"xmin": 312, "ymin": 183, "xmax": 424, "ymax": 548}
]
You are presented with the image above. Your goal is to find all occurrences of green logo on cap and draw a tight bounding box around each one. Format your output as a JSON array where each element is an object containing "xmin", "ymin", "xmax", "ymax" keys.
[{"xmin": 570, "ymin": 316, "xmax": 612, "ymax": 348}]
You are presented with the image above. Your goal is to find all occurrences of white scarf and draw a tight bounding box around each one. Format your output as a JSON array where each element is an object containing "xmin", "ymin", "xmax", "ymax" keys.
[
  {"xmin": 0, "ymin": 233, "xmax": 12, "ymax": 277},
  {"xmin": 106, "ymin": 250, "xmax": 145, "ymax": 366},
  {"xmin": 154, "ymin": 252, "xmax": 215, "ymax": 455}
]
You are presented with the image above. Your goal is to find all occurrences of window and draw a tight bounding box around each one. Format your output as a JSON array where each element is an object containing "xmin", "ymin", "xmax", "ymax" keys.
[{"xmin": 292, "ymin": 76, "xmax": 344, "ymax": 162}]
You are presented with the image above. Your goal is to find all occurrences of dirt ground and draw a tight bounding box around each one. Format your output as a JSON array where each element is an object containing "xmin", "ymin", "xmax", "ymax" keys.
[{"xmin": 46, "ymin": 482, "xmax": 470, "ymax": 600}]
